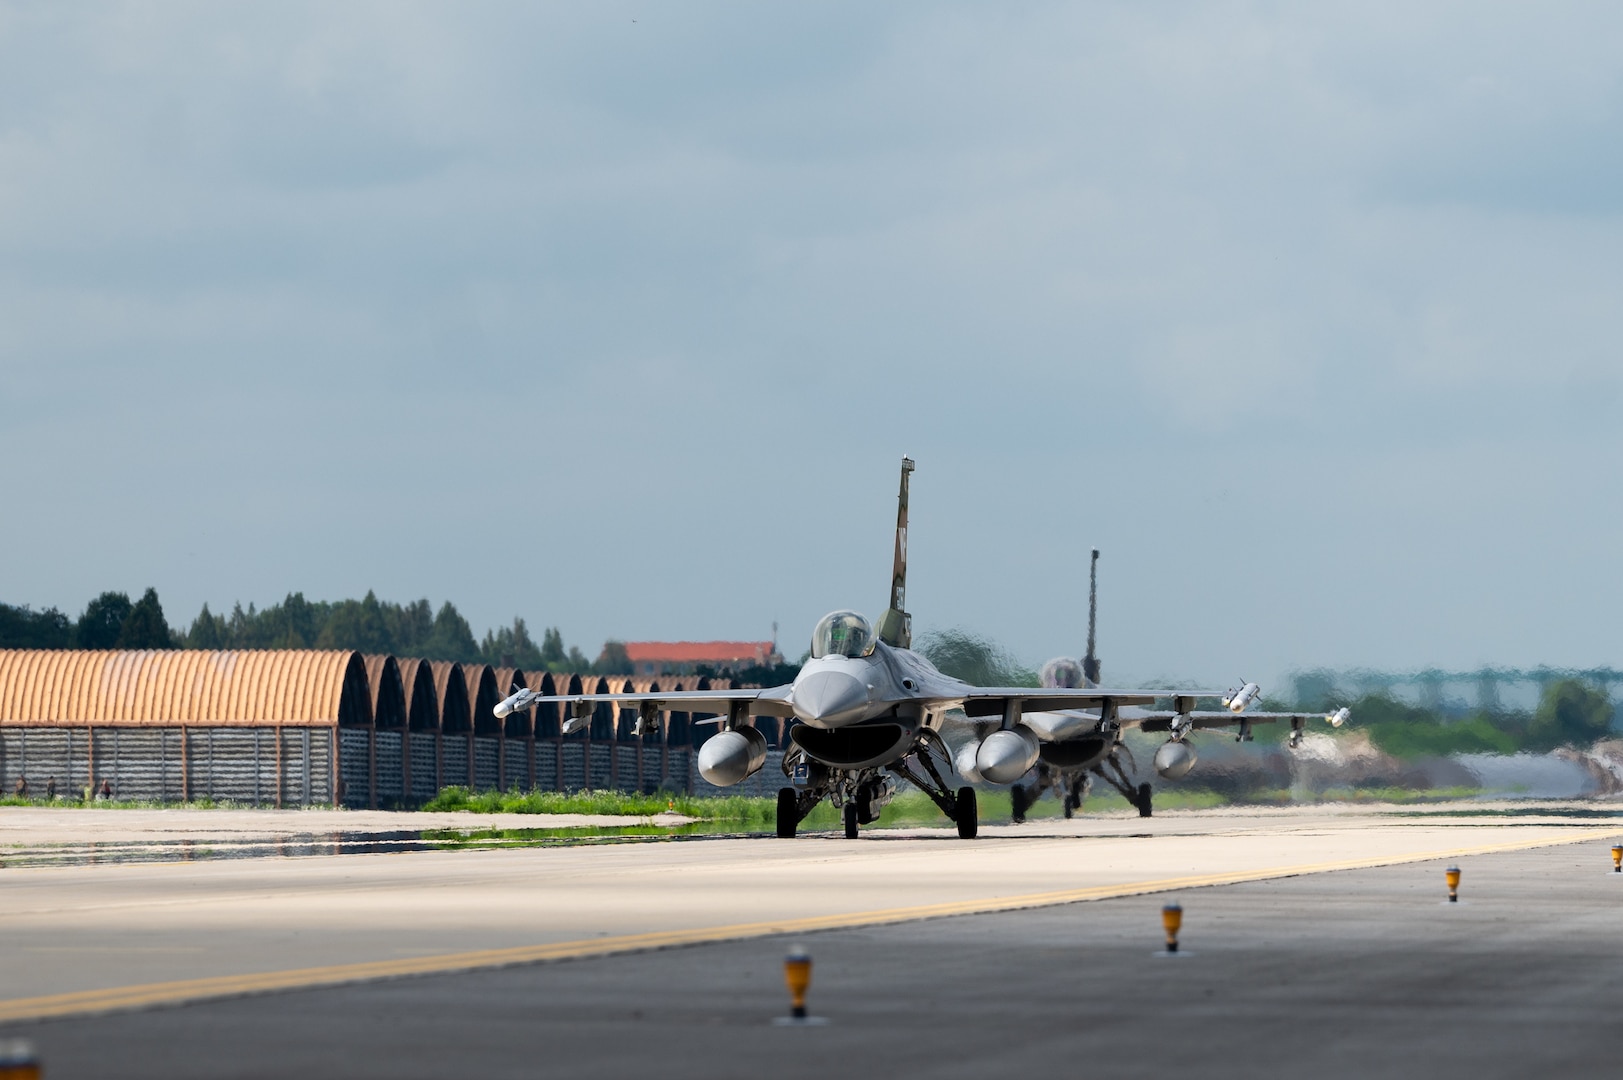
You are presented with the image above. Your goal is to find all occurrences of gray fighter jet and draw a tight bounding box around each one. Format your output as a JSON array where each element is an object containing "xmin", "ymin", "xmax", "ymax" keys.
[
  {"xmin": 494, "ymin": 457, "xmax": 1316, "ymax": 839},
  {"xmin": 983, "ymin": 549, "xmax": 1350, "ymax": 823}
]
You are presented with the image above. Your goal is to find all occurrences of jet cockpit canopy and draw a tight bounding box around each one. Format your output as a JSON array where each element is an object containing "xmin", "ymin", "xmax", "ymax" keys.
[
  {"xmin": 811, "ymin": 611, "xmax": 875, "ymax": 659},
  {"xmin": 1040, "ymin": 656, "xmax": 1087, "ymax": 689}
]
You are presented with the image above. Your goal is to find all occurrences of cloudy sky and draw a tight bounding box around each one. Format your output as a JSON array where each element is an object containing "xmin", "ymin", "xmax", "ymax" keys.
[{"xmin": 2, "ymin": 2, "xmax": 1620, "ymax": 687}]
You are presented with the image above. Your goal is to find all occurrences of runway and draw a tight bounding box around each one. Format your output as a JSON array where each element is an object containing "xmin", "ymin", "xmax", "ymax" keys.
[{"xmin": 2, "ymin": 804, "xmax": 1621, "ymax": 1077}]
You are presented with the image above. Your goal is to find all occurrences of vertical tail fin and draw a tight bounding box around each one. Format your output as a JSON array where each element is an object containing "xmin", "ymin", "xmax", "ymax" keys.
[
  {"xmin": 1082, "ymin": 547, "xmax": 1101, "ymax": 684},
  {"xmin": 876, "ymin": 456, "xmax": 915, "ymax": 648}
]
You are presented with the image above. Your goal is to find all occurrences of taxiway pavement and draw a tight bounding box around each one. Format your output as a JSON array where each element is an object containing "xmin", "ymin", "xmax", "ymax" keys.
[{"xmin": 2, "ymin": 805, "xmax": 1621, "ymax": 1077}]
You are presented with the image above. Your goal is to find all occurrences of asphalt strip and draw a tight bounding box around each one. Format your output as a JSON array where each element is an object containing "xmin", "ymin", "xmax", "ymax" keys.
[{"xmin": 2, "ymin": 824, "xmax": 1617, "ymax": 1025}]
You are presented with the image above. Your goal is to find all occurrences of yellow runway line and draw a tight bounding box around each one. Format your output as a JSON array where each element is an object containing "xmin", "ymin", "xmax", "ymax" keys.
[{"xmin": 0, "ymin": 825, "xmax": 1615, "ymax": 1025}]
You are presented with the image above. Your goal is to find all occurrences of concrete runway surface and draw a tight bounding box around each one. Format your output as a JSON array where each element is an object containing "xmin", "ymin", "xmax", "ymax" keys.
[{"xmin": 2, "ymin": 804, "xmax": 1621, "ymax": 1078}]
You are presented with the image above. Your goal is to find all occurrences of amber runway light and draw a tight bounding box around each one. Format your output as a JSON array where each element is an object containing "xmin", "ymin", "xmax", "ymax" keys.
[
  {"xmin": 1446, "ymin": 866, "xmax": 1461, "ymax": 903},
  {"xmin": 785, "ymin": 946, "xmax": 810, "ymax": 1018},
  {"xmin": 0, "ymin": 1040, "xmax": 39, "ymax": 1080},
  {"xmin": 1610, "ymin": 845, "xmax": 1621, "ymax": 873},
  {"xmin": 772, "ymin": 945, "xmax": 827, "ymax": 1026},
  {"xmin": 1162, "ymin": 903, "xmax": 1183, "ymax": 953}
]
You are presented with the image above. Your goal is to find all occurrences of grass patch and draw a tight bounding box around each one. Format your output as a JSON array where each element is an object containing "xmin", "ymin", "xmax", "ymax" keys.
[{"xmin": 419, "ymin": 786, "xmax": 783, "ymax": 824}]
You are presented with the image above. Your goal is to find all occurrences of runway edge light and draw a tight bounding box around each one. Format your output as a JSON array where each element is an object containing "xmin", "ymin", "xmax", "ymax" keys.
[
  {"xmin": 1162, "ymin": 903, "xmax": 1183, "ymax": 953},
  {"xmin": 784, "ymin": 945, "xmax": 811, "ymax": 1019},
  {"xmin": 1446, "ymin": 866, "xmax": 1461, "ymax": 903},
  {"xmin": 1610, "ymin": 845, "xmax": 1621, "ymax": 873},
  {"xmin": 0, "ymin": 1039, "xmax": 39, "ymax": 1080}
]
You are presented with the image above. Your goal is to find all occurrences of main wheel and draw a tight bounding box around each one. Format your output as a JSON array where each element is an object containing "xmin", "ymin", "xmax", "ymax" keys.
[
  {"xmin": 843, "ymin": 802, "xmax": 859, "ymax": 839},
  {"xmin": 776, "ymin": 787, "xmax": 798, "ymax": 838},
  {"xmin": 1136, "ymin": 782, "xmax": 1153, "ymax": 818},
  {"xmin": 1010, "ymin": 783, "xmax": 1030, "ymax": 824},
  {"xmin": 1063, "ymin": 794, "xmax": 1076, "ymax": 819},
  {"xmin": 956, "ymin": 786, "xmax": 979, "ymax": 839}
]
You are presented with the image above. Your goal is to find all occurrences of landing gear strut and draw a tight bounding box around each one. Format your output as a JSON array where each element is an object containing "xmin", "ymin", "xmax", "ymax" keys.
[
  {"xmin": 888, "ymin": 742, "xmax": 978, "ymax": 840},
  {"xmin": 1091, "ymin": 746, "xmax": 1152, "ymax": 817}
]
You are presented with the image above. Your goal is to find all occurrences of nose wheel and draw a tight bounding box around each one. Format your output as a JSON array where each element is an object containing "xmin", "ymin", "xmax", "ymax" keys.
[
  {"xmin": 776, "ymin": 788, "xmax": 798, "ymax": 838},
  {"xmin": 776, "ymin": 786, "xmax": 826, "ymax": 838}
]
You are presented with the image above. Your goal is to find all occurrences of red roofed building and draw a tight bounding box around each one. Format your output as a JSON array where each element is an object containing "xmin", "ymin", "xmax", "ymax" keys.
[{"xmin": 622, "ymin": 640, "xmax": 783, "ymax": 677}]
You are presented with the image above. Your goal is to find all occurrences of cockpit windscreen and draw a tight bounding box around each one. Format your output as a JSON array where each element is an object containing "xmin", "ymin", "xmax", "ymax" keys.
[
  {"xmin": 810, "ymin": 611, "xmax": 874, "ymax": 658},
  {"xmin": 1040, "ymin": 657, "xmax": 1087, "ymax": 689}
]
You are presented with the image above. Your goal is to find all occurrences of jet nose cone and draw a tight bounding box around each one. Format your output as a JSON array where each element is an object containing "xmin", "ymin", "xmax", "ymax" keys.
[{"xmin": 792, "ymin": 670, "xmax": 870, "ymax": 727}]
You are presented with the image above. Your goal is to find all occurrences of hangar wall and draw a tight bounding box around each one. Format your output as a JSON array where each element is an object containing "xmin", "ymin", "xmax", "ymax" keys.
[{"xmin": 0, "ymin": 649, "xmax": 750, "ymax": 807}]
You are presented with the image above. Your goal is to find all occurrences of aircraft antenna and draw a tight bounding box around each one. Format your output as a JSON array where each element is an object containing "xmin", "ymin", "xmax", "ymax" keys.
[{"xmin": 1083, "ymin": 547, "xmax": 1101, "ymax": 684}]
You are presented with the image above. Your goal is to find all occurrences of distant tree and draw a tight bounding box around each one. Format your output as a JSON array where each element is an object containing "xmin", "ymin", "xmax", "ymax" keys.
[
  {"xmin": 186, "ymin": 603, "xmax": 225, "ymax": 649},
  {"xmin": 0, "ymin": 603, "xmax": 74, "ymax": 648},
  {"xmin": 269, "ymin": 592, "xmax": 324, "ymax": 648},
  {"xmin": 317, "ymin": 590, "xmax": 392, "ymax": 654},
  {"xmin": 116, "ymin": 587, "xmax": 173, "ymax": 649},
  {"xmin": 223, "ymin": 602, "xmax": 254, "ymax": 646},
  {"xmin": 917, "ymin": 628, "xmax": 1036, "ymax": 687},
  {"xmin": 727, "ymin": 660, "xmax": 802, "ymax": 688},
  {"xmin": 594, "ymin": 640, "xmax": 633, "ymax": 676},
  {"xmin": 1530, "ymin": 679, "xmax": 1614, "ymax": 750},
  {"xmin": 1352, "ymin": 693, "xmax": 1521, "ymax": 759},
  {"xmin": 388, "ymin": 599, "xmax": 436, "ymax": 656},
  {"xmin": 566, "ymin": 644, "xmax": 590, "ymax": 670},
  {"xmin": 423, "ymin": 602, "xmax": 480, "ymax": 662},
  {"xmin": 539, "ymin": 627, "xmax": 567, "ymax": 670},
  {"xmin": 481, "ymin": 617, "xmax": 545, "ymax": 669},
  {"xmin": 76, "ymin": 592, "xmax": 132, "ymax": 649}
]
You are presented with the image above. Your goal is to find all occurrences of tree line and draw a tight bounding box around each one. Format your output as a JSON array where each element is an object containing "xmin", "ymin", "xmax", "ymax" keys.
[
  {"xmin": 0, "ymin": 589, "xmax": 634, "ymax": 674},
  {"xmin": 1325, "ymin": 681, "xmax": 1617, "ymax": 757}
]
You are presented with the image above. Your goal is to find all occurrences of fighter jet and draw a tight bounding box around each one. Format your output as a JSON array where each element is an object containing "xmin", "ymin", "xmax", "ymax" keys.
[
  {"xmin": 494, "ymin": 457, "xmax": 1281, "ymax": 839},
  {"xmin": 988, "ymin": 548, "xmax": 1350, "ymax": 822}
]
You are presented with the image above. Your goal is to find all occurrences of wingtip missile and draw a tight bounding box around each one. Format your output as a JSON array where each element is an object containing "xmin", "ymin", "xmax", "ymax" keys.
[
  {"xmin": 1222, "ymin": 682, "xmax": 1261, "ymax": 714},
  {"xmin": 493, "ymin": 687, "xmax": 538, "ymax": 718},
  {"xmin": 1327, "ymin": 707, "xmax": 1350, "ymax": 728}
]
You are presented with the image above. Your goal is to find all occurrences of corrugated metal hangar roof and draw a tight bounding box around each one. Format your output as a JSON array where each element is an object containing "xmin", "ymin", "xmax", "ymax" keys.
[{"xmin": 0, "ymin": 649, "xmax": 371, "ymax": 727}]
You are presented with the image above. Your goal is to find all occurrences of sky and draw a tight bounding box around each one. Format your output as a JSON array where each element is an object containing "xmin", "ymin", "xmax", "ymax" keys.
[{"xmin": 2, "ymin": 2, "xmax": 1621, "ymax": 690}]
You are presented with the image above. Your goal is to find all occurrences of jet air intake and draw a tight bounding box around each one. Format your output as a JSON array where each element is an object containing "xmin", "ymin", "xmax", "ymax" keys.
[
  {"xmin": 698, "ymin": 726, "xmax": 769, "ymax": 787},
  {"xmin": 975, "ymin": 725, "xmax": 1040, "ymax": 785}
]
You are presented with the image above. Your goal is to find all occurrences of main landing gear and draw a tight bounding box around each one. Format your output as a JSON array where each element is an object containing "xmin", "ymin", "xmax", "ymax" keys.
[
  {"xmin": 1012, "ymin": 765, "xmax": 1093, "ymax": 823},
  {"xmin": 955, "ymin": 786, "xmax": 978, "ymax": 839},
  {"xmin": 1062, "ymin": 774, "xmax": 1091, "ymax": 818},
  {"xmin": 775, "ymin": 738, "xmax": 978, "ymax": 840},
  {"xmin": 1087, "ymin": 747, "xmax": 1153, "ymax": 817}
]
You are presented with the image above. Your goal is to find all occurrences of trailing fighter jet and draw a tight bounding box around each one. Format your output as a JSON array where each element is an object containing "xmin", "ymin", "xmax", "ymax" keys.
[
  {"xmin": 493, "ymin": 457, "xmax": 1319, "ymax": 839},
  {"xmin": 989, "ymin": 549, "xmax": 1351, "ymax": 822}
]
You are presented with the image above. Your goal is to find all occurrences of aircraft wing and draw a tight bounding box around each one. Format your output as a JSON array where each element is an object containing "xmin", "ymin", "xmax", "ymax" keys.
[
  {"xmin": 1130, "ymin": 709, "xmax": 1346, "ymax": 733},
  {"xmin": 956, "ymin": 687, "xmax": 1227, "ymax": 717},
  {"xmin": 497, "ymin": 686, "xmax": 797, "ymax": 719}
]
